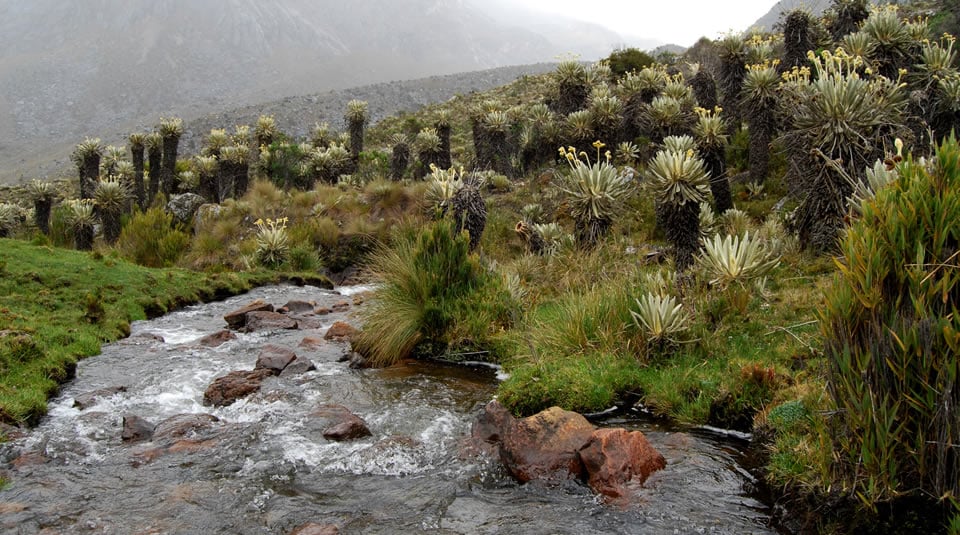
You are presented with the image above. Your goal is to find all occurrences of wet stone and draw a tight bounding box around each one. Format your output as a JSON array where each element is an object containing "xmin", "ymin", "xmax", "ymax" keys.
[
  {"xmin": 282, "ymin": 300, "xmax": 316, "ymax": 313},
  {"xmin": 243, "ymin": 311, "xmax": 298, "ymax": 332},
  {"xmin": 323, "ymin": 321, "xmax": 358, "ymax": 342},
  {"xmin": 203, "ymin": 369, "xmax": 275, "ymax": 407},
  {"xmin": 279, "ymin": 355, "xmax": 317, "ymax": 377},
  {"xmin": 223, "ymin": 299, "xmax": 274, "ymax": 329},
  {"xmin": 313, "ymin": 307, "xmax": 332, "ymax": 315},
  {"xmin": 197, "ymin": 329, "xmax": 237, "ymax": 348},
  {"xmin": 73, "ymin": 386, "xmax": 127, "ymax": 410},
  {"xmin": 121, "ymin": 414, "xmax": 155, "ymax": 443},
  {"xmin": 307, "ymin": 404, "xmax": 372, "ymax": 442},
  {"xmin": 255, "ymin": 344, "xmax": 297, "ymax": 373},
  {"xmin": 330, "ymin": 301, "xmax": 350, "ymax": 312},
  {"xmin": 153, "ymin": 413, "xmax": 221, "ymax": 441}
]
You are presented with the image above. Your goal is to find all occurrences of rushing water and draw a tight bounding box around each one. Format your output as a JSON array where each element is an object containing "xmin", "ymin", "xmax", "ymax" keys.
[{"xmin": 0, "ymin": 285, "xmax": 776, "ymax": 534}]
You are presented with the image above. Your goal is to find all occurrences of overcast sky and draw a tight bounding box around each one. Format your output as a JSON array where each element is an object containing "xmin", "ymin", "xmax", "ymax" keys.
[{"xmin": 513, "ymin": 0, "xmax": 781, "ymax": 46}]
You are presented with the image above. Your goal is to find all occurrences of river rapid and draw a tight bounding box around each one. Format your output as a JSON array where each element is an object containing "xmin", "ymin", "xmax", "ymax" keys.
[{"xmin": 0, "ymin": 284, "xmax": 776, "ymax": 534}]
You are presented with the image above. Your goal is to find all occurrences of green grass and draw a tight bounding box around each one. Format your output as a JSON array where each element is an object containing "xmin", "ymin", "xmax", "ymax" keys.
[{"xmin": 0, "ymin": 239, "xmax": 277, "ymax": 424}]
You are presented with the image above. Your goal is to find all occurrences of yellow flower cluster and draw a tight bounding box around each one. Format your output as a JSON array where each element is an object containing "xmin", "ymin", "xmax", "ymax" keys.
[
  {"xmin": 694, "ymin": 106, "xmax": 723, "ymax": 119},
  {"xmin": 254, "ymin": 217, "xmax": 288, "ymax": 232},
  {"xmin": 558, "ymin": 141, "xmax": 612, "ymax": 168}
]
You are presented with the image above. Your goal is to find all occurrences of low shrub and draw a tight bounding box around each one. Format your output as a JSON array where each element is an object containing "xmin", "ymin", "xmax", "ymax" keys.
[
  {"xmin": 354, "ymin": 220, "xmax": 515, "ymax": 366},
  {"xmin": 116, "ymin": 207, "xmax": 190, "ymax": 267}
]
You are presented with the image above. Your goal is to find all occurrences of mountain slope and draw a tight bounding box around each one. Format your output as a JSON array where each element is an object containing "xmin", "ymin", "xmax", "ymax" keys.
[{"xmin": 0, "ymin": 0, "xmax": 619, "ymax": 184}]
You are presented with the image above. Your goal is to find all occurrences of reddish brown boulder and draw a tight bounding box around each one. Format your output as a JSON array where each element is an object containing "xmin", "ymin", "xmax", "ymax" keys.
[
  {"xmin": 255, "ymin": 344, "xmax": 297, "ymax": 373},
  {"xmin": 290, "ymin": 523, "xmax": 339, "ymax": 535},
  {"xmin": 202, "ymin": 369, "xmax": 274, "ymax": 407},
  {"xmin": 121, "ymin": 414, "xmax": 155, "ymax": 442},
  {"xmin": 223, "ymin": 299, "xmax": 274, "ymax": 329},
  {"xmin": 323, "ymin": 321, "xmax": 358, "ymax": 341},
  {"xmin": 243, "ymin": 311, "xmax": 298, "ymax": 332},
  {"xmin": 499, "ymin": 406, "xmax": 596, "ymax": 483},
  {"xmin": 153, "ymin": 413, "xmax": 221, "ymax": 442},
  {"xmin": 330, "ymin": 301, "xmax": 350, "ymax": 312},
  {"xmin": 197, "ymin": 330, "xmax": 237, "ymax": 348},
  {"xmin": 308, "ymin": 404, "xmax": 372, "ymax": 441},
  {"xmin": 314, "ymin": 307, "xmax": 332, "ymax": 315},
  {"xmin": 579, "ymin": 428, "xmax": 666, "ymax": 499}
]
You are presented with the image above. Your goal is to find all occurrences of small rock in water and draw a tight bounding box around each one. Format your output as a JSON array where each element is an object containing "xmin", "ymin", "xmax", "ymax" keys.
[
  {"xmin": 197, "ymin": 329, "xmax": 237, "ymax": 348},
  {"xmin": 243, "ymin": 311, "xmax": 298, "ymax": 332},
  {"xmin": 121, "ymin": 414, "xmax": 155, "ymax": 443},
  {"xmin": 330, "ymin": 301, "xmax": 350, "ymax": 312},
  {"xmin": 313, "ymin": 307, "xmax": 332, "ymax": 315},
  {"xmin": 254, "ymin": 344, "xmax": 297, "ymax": 373},
  {"xmin": 307, "ymin": 404, "xmax": 372, "ymax": 441},
  {"xmin": 298, "ymin": 335, "xmax": 325, "ymax": 350},
  {"xmin": 223, "ymin": 299, "xmax": 274, "ymax": 330},
  {"xmin": 282, "ymin": 300, "xmax": 316, "ymax": 314},
  {"xmin": 203, "ymin": 368, "xmax": 275, "ymax": 407},
  {"xmin": 280, "ymin": 355, "xmax": 317, "ymax": 376},
  {"xmin": 73, "ymin": 386, "xmax": 127, "ymax": 410},
  {"xmin": 323, "ymin": 321, "xmax": 358, "ymax": 342}
]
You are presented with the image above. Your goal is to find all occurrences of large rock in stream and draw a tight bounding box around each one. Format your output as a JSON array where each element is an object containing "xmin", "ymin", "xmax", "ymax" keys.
[
  {"xmin": 306, "ymin": 404, "xmax": 372, "ymax": 441},
  {"xmin": 471, "ymin": 401, "xmax": 666, "ymax": 500},
  {"xmin": 223, "ymin": 299, "xmax": 274, "ymax": 330}
]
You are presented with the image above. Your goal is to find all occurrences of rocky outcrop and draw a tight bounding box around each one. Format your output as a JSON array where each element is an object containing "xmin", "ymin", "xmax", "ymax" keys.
[
  {"xmin": 223, "ymin": 300, "xmax": 274, "ymax": 329},
  {"xmin": 307, "ymin": 404, "xmax": 372, "ymax": 441},
  {"xmin": 470, "ymin": 401, "xmax": 666, "ymax": 500},
  {"xmin": 202, "ymin": 369, "xmax": 275, "ymax": 407},
  {"xmin": 166, "ymin": 193, "xmax": 206, "ymax": 226}
]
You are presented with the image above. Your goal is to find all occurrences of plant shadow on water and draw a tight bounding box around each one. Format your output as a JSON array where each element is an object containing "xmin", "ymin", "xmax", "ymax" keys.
[{"xmin": 0, "ymin": 285, "xmax": 777, "ymax": 534}]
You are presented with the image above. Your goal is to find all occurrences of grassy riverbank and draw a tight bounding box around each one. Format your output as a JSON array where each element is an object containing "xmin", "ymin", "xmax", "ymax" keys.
[{"xmin": 0, "ymin": 239, "xmax": 287, "ymax": 425}]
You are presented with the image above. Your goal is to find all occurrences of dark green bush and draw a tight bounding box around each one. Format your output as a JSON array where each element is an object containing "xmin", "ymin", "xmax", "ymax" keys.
[
  {"xmin": 354, "ymin": 220, "xmax": 515, "ymax": 366},
  {"xmin": 116, "ymin": 207, "xmax": 190, "ymax": 267},
  {"xmin": 821, "ymin": 135, "xmax": 960, "ymax": 505},
  {"xmin": 607, "ymin": 47, "xmax": 656, "ymax": 78}
]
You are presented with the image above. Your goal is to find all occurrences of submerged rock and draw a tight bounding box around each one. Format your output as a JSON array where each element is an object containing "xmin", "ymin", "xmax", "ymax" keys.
[
  {"xmin": 73, "ymin": 386, "xmax": 127, "ymax": 410},
  {"xmin": 153, "ymin": 413, "xmax": 221, "ymax": 442}
]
